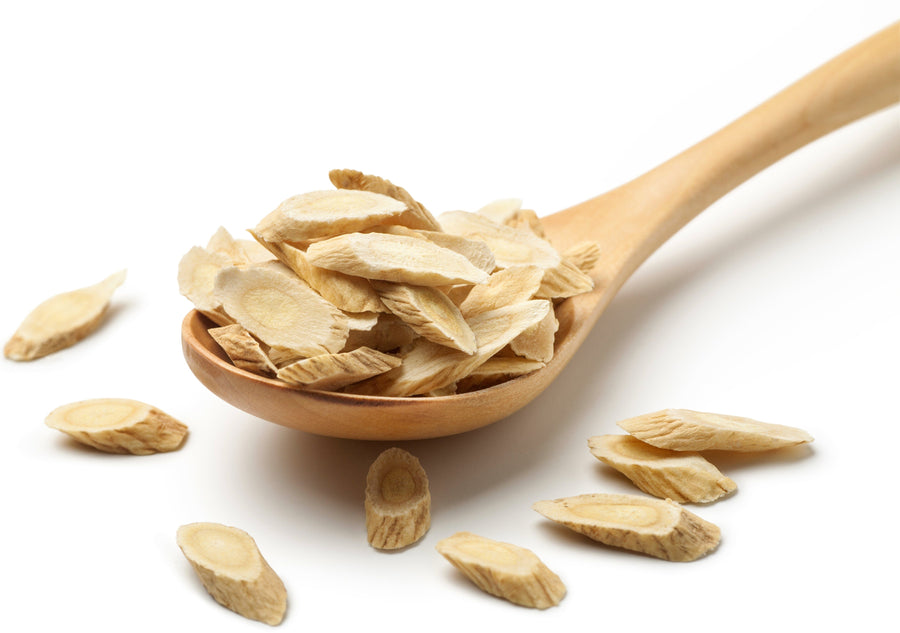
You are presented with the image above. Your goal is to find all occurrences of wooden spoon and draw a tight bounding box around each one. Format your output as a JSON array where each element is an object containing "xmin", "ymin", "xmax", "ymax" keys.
[{"xmin": 182, "ymin": 23, "xmax": 899, "ymax": 440}]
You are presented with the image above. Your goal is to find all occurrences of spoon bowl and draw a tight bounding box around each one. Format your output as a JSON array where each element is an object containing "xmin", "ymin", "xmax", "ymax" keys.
[{"xmin": 182, "ymin": 23, "xmax": 899, "ymax": 440}]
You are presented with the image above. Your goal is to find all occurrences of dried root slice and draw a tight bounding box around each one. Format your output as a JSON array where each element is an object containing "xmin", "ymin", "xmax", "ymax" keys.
[
  {"xmin": 562, "ymin": 241, "xmax": 601, "ymax": 274},
  {"xmin": 415, "ymin": 230, "xmax": 497, "ymax": 274},
  {"xmin": 341, "ymin": 313, "xmax": 417, "ymax": 353},
  {"xmin": 588, "ymin": 435, "xmax": 736, "ymax": 503},
  {"xmin": 176, "ymin": 522, "xmax": 287, "ymax": 626},
  {"xmin": 617, "ymin": 409, "xmax": 815, "ymax": 452},
  {"xmin": 255, "ymin": 189, "xmax": 409, "ymax": 243},
  {"xmin": 476, "ymin": 198, "xmax": 522, "ymax": 224},
  {"xmin": 372, "ymin": 281, "xmax": 476, "ymax": 353},
  {"xmin": 438, "ymin": 211, "xmax": 561, "ymax": 271},
  {"xmin": 214, "ymin": 265, "xmax": 349, "ymax": 357},
  {"xmin": 535, "ymin": 259, "xmax": 595, "ymax": 300},
  {"xmin": 456, "ymin": 357, "xmax": 545, "ymax": 392},
  {"xmin": 178, "ymin": 246, "xmax": 235, "ymax": 325},
  {"xmin": 329, "ymin": 168, "xmax": 441, "ymax": 232},
  {"xmin": 509, "ymin": 307, "xmax": 558, "ymax": 363},
  {"xmin": 347, "ymin": 300, "xmax": 551, "ymax": 397},
  {"xmin": 209, "ymin": 324, "xmax": 277, "ymax": 377},
  {"xmin": 532, "ymin": 493, "xmax": 720, "ymax": 562},
  {"xmin": 435, "ymin": 532, "xmax": 565, "ymax": 609},
  {"xmin": 306, "ymin": 232, "xmax": 489, "ymax": 286},
  {"xmin": 505, "ymin": 208, "xmax": 546, "ymax": 238},
  {"xmin": 207, "ymin": 226, "xmax": 252, "ymax": 265},
  {"xmin": 45, "ymin": 398, "xmax": 188, "ymax": 455},
  {"xmin": 365, "ymin": 448, "xmax": 431, "ymax": 550},
  {"xmin": 459, "ymin": 266, "xmax": 544, "ymax": 318},
  {"xmin": 277, "ymin": 346, "xmax": 400, "ymax": 391},
  {"xmin": 5, "ymin": 270, "xmax": 127, "ymax": 361}
]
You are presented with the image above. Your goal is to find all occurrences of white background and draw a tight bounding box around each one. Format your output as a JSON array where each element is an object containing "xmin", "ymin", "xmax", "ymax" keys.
[{"xmin": 1, "ymin": 2, "xmax": 897, "ymax": 631}]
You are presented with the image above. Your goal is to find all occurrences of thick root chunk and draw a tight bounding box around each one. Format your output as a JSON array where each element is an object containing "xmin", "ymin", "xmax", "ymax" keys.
[
  {"xmin": 5, "ymin": 270, "xmax": 126, "ymax": 361},
  {"xmin": 533, "ymin": 493, "xmax": 720, "ymax": 562},
  {"xmin": 176, "ymin": 522, "xmax": 287, "ymax": 625},
  {"xmin": 435, "ymin": 532, "xmax": 565, "ymax": 609},
  {"xmin": 365, "ymin": 448, "xmax": 431, "ymax": 550},
  {"xmin": 45, "ymin": 398, "xmax": 188, "ymax": 455}
]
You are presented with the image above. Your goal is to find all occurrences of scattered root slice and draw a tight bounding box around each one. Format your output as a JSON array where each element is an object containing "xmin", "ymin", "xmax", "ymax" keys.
[
  {"xmin": 588, "ymin": 435, "xmax": 736, "ymax": 503},
  {"xmin": 617, "ymin": 408, "xmax": 815, "ymax": 452},
  {"xmin": 504, "ymin": 208, "xmax": 546, "ymax": 238},
  {"xmin": 176, "ymin": 522, "xmax": 287, "ymax": 626},
  {"xmin": 178, "ymin": 246, "xmax": 235, "ymax": 326},
  {"xmin": 459, "ymin": 265, "xmax": 544, "ymax": 318},
  {"xmin": 255, "ymin": 189, "xmax": 409, "ymax": 243},
  {"xmin": 476, "ymin": 198, "xmax": 522, "ymax": 224},
  {"xmin": 277, "ymin": 346, "xmax": 401, "ymax": 391},
  {"xmin": 456, "ymin": 356, "xmax": 545, "ymax": 392},
  {"xmin": 214, "ymin": 265, "xmax": 349, "ymax": 357},
  {"xmin": 509, "ymin": 307, "xmax": 558, "ymax": 363},
  {"xmin": 209, "ymin": 324, "xmax": 277, "ymax": 377},
  {"xmin": 562, "ymin": 241, "xmax": 601, "ymax": 274},
  {"xmin": 5, "ymin": 270, "xmax": 127, "ymax": 361},
  {"xmin": 438, "ymin": 210, "xmax": 561, "ymax": 271},
  {"xmin": 532, "ymin": 493, "xmax": 720, "ymax": 562},
  {"xmin": 372, "ymin": 281, "xmax": 476, "ymax": 353},
  {"xmin": 305, "ymin": 232, "xmax": 489, "ymax": 286},
  {"xmin": 329, "ymin": 168, "xmax": 441, "ymax": 232},
  {"xmin": 45, "ymin": 398, "xmax": 188, "ymax": 455},
  {"xmin": 341, "ymin": 313, "xmax": 417, "ymax": 353},
  {"xmin": 206, "ymin": 226, "xmax": 252, "ymax": 265},
  {"xmin": 535, "ymin": 259, "xmax": 595, "ymax": 300},
  {"xmin": 346, "ymin": 300, "xmax": 551, "ymax": 397},
  {"xmin": 435, "ymin": 532, "xmax": 565, "ymax": 609},
  {"xmin": 365, "ymin": 448, "xmax": 431, "ymax": 550}
]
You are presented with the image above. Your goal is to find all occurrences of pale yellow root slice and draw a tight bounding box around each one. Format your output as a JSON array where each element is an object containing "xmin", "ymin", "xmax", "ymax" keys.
[
  {"xmin": 435, "ymin": 532, "xmax": 565, "ymax": 609},
  {"xmin": 372, "ymin": 281, "xmax": 476, "ymax": 354},
  {"xmin": 277, "ymin": 346, "xmax": 401, "ymax": 391},
  {"xmin": 341, "ymin": 313, "xmax": 417, "ymax": 353},
  {"xmin": 178, "ymin": 246, "xmax": 235, "ymax": 326},
  {"xmin": 45, "ymin": 398, "xmax": 188, "ymax": 455},
  {"xmin": 504, "ymin": 208, "xmax": 546, "ymax": 238},
  {"xmin": 365, "ymin": 448, "xmax": 431, "ymax": 550},
  {"xmin": 5, "ymin": 270, "xmax": 127, "ymax": 361},
  {"xmin": 617, "ymin": 409, "xmax": 815, "ymax": 452},
  {"xmin": 343, "ymin": 310, "xmax": 381, "ymax": 332},
  {"xmin": 255, "ymin": 189, "xmax": 409, "ymax": 243},
  {"xmin": 208, "ymin": 324, "xmax": 278, "ymax": 377},
  {"xmin": 213, "ymin": 265, "xmax": 349, "ymax": 357},
  {"xmin": 414, "ymin": 230, "xmax": 497, "ymax": 274},
  {"xmin": 476, "ymin": 198, "xmax": 522, "ymax": 224},
  {"xmin": 509, "ymin": 307, "xmax": 558, "ymax": 363},
  {"xmin": 588, "ymin": 435, "xmax": 737, "ymax": 503},
  {"xmin": 329, "ymin": 168, "xmax": 441, "ymax": 232},
  {"xmin": 305, "ymin": 232, "xmax": 489, "ymax": 286},
  {"xmin": 346, "ymin": 300, "xmax": 551, "ymax": 397},
  {"xmin": 238, "ymin": 238, "xmax": 279, "ymax": 264},
  {"xmin": 535, "ymin": 259, "xmax": 595, "ymax": 300},
  {"xmin": 458, "ymin": 265, "xmax": 545, "ymax": 318},
  {"xmin": 206, "ymin": 226, "xmax": 252, "ymax": 265},
  {"xmin": 532, "ymin": 493, "xmax": 720, "ymax": 562},
  {"xmin": 562, "ymin": 240, "xmax": 602, "ymax": 274},
  {"xmin": 456, "ymin": 356, "xmax": 546, "ymax": 392},
  {"xmin": 176, "ymin": 522, "xmax": 287, "ymax": 626}
]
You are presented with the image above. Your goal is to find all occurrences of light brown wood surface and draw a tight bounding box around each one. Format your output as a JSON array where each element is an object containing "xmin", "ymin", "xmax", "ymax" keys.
[{"xmin": 182, "ymin": 22, "xmax": 900, "ymax": 440}]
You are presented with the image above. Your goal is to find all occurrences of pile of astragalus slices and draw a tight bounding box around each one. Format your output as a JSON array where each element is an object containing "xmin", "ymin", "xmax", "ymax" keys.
[{"xmin": 178, "ymin": 170, "xmax": 599, "ymax": 397}]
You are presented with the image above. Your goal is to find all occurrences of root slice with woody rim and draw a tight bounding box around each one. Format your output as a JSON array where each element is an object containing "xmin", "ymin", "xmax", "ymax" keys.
[
  {"xmin": 617, "ymin": 409, "xmax": 814, "ymax": 452},
  {"xmin": 435, "ymin": 532, "xmax": 566, "ymax": 609},
  {"xmin": 4, "ymin": 270, "xmax": 126, "ymax": 361},
  {"xmin": 365, "ymin": 448, "xmax": 431, "ymax": 550},
  {"xmin": 588, "ymin": 434, "xmax": 736, "ymax": 503},
  {"xmin": 532, "ymin": 493, "xmax": 720, "ymax": 562},
  {"xmin": 176, "ymin": 522, "xmax": 287, "ymax": 626},
  {"xmin": 45, "ymin": 398, "xmax": 188, "ymax": 455}
]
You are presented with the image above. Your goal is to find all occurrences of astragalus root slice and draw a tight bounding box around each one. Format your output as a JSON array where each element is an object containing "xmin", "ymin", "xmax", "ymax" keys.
[
  {"xmin": 305, "ymin": 232, "xmax": 489, "ymax": 286},
  {"xmin": 476, "ymin": 198, "xmax": 522, "ymax": 224},
  {"xmin": 346, "ymin": 300, "xmax": 551, "ymax": 397},
  {"xmin": 206, "ymin": 226, "xmax": 253, "ymax": 265},
  {"xmin": 532, "ymin": 493, "xmax": 720, "ymax": 562},
  {"xmin": 214, "ymin": 265, "xmax": 349, "ymax": 357},
  {"xmin": 5, "ymin": 270, "xmax": 126, "ymax": 361},
  {"xmin": 504, "ymin": 208, "xmax": 546, "ymax": 238},
  {"xmin": 458, "ymin": 266, "xmax": 544, "ymax": 318},
  {"xmin": 328, "ymin": 168, "xmax": 441, "ymax": 231},
  {"xmin": 510, "ymin": 307, "xmax": 558, "ymax": 363},
  {"xmin": 435, "ymin": 532, "xmax": 566, "ymax": 609},
  {"xmin": 456, "ymin": 357, "xmax": 545, "ymax": 392},
  {"xmin": 277, "ymin": 346, "xmax": 400, "ymax": 391},
  {"xmin": 176, "ymin": 522, "xmax": 287, "ymax": 626},
  {"xmin": 365, "ymin": 448, "xmax": 431, "ymax": 549},
  {"xmin": 372, "ymin": 281, "xmax": 476, "ymax": 353},
  {"xmin": 178, "ymin": 246, "xmax": 235, "ymax": 326},
  {"xmin": 208, "ymin": 324, "xmax": 277, "ymax": 377},
  {"xmin": 341, "ymin": 313, "xmax": 417, "ymax": 353},
  {"xmin": 535, "ymin": 259, "xmax": 595, "ymax": 300},
  {"xmin": 562, "ymin": 240, "xmax": 602, "ymax": 274},
  {"xmin": 617, "ymin": 409, "xmax": 814, "ymax": 452},
  {"xmin": 45, "ymin": 398, "xmax": 188, "ymax": 455},
  {"xmin": 588, "ymin": 434, "xmax": 736, "ymax": 503}
]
